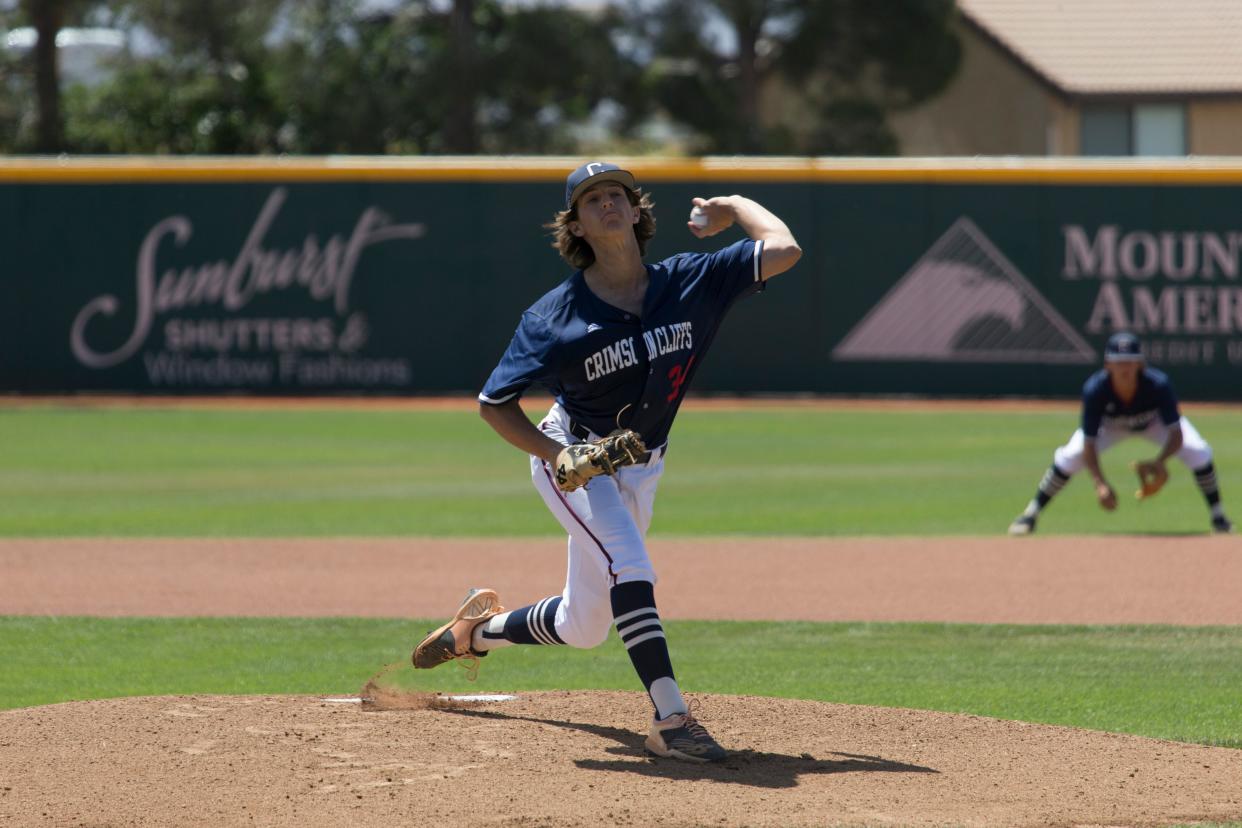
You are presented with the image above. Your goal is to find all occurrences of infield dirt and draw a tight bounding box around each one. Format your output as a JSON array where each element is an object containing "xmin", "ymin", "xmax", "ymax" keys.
[{"xmin": 2, "ymin": 535, "xmax": 1241, "ymax": 827}]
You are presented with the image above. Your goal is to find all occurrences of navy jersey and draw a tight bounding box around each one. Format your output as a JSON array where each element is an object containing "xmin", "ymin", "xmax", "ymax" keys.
[
  {"xmin": 1081, "ymin": 367, "xmax": 1181, "ymax": 437},
  {"xmin": 479, "ymin": 239, "xmax": 764, "ymax": 448}
]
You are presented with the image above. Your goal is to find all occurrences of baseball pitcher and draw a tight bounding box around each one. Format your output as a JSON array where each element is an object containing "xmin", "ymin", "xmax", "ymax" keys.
[{"xmin": 412, "ymin": 161, "xmax": 802, "ymax": 762}]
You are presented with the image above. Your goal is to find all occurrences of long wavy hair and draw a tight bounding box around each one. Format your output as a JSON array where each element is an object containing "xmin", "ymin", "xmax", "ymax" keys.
[{"xmin": 545, "ymin": 188, "xmax": 657, "ymax": 270}]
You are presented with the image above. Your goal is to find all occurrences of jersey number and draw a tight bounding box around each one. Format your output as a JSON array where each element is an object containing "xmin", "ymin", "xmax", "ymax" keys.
[{"xmin": 666, "ymin": 356, "xmax": 696, "ymax": 402}]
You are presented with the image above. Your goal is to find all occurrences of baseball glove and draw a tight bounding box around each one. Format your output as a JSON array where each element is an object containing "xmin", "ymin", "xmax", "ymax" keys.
[
  {"xmin": 554, "ymin": 429, "xmax": 647, "ymax": 493},
  {"xmin": 1132, "ymin": 459, "xmax": 1169, "ymax": 500}
]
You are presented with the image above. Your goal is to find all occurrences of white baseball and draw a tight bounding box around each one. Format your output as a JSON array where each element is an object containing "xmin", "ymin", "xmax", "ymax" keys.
[{"xmin": 689, "ymin": 206, "xmax": 708, "ymax": 228}]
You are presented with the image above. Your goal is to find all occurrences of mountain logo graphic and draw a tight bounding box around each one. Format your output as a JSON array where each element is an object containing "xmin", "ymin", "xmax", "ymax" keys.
[{"xmin": 833, "ymin": 217, "xmax": 1095, "ymax": 364}]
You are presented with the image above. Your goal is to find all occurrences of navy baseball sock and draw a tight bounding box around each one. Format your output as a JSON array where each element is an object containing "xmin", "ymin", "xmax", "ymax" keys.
[
  {"xmin": 611, "ymin": 580, "xmax": 685, "ymax": 720},
  {"xmin": 1193, "ymin": 463, "xmax": 1225, "ymax": 517},
  {"xmin": 474, "ymin": 596, "xmax": 565, "ymax": 652},
  {"xmin": 1027, "ymin": 463, "xmax": 1071, "ymax": 514}
]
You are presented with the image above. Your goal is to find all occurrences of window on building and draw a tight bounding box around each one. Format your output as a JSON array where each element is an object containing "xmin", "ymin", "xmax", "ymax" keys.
[
  {"xmin": 1133, "ymin": 104, "xmax": 1186, "ymax": 155},
  {"xmin": 1081, "ymin": 105, "xmax": 1131, "ymax": 155},
  {"xmin": 1080, "ymin": 103, "xmax": 1186, "ymax": 156}
]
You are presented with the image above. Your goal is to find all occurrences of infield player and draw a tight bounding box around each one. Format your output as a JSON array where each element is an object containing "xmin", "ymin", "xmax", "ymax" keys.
[
  {"xmin": 1009, "ymin": 332, "xmax": 1233, "ymax": 536},
  {"xmin": 412, "ymin": 161, "xmax": 802, "ymax": 762}
]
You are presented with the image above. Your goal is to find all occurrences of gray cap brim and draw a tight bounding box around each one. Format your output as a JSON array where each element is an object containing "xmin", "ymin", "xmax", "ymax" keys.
[{"xmin": 567, "ymin": 170, "xmax": 637, "ymax": 209}]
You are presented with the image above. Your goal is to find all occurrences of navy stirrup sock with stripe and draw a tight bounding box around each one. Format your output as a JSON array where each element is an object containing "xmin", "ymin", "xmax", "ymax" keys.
[
  {"xmin": 478, "ymin": 595, "xmax": 566, "ymax": 648},
  {"xmin": 611, "ymin": 580, "xmax": 685, "ymax": 719},
  {"xmin": 1035, "ymin": 464, "xmax": 1070, "ymax": 509},
  {"xmin": 1194, "ymin": 462, "xmax": 1222, "ymax": 507}
]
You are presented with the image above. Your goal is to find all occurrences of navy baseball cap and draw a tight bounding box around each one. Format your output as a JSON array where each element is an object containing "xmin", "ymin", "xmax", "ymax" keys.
[
  {"xmin": 1104, "ymin": 332, "xmax": 1144, "ymax": 362},
  {"xmin": 565, "ymin": 161, "xmax": 636, "ymax": 209}
]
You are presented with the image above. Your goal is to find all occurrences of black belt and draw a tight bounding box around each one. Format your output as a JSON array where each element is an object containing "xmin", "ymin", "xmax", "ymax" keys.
[
  {"xmin": 569, "ymin": 420, "xmax": 659, "ymax": 464},
  {"xmin": 568, "ymin": 420, "xmax": 593, "ymax": 442}
]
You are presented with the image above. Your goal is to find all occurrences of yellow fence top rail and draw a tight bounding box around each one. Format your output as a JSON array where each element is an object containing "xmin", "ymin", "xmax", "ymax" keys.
[{"xmin": 5, "ymin": 155, "xmax": 1242, "ymax": 183}]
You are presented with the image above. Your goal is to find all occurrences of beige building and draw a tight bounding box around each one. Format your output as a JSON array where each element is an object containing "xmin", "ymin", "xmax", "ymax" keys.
[{"xmin": 891, "ymin": 0, "xmax": 1242, "ymax": 156}]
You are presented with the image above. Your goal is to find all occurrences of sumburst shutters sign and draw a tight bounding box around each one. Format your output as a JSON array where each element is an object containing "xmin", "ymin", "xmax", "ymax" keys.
[
  {"xmin": 69, "ymin": 187, "xmax": 426, "ymax": 387},
  {"xmin": 3, "ymin": 158, "xmax": 1241, "ymax": 400}
]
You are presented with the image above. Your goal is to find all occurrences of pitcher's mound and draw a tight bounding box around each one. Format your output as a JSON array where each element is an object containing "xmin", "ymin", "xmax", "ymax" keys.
[{"xmin": 1, "ymin": 691, "xmax": 1238, "ymax": 827}]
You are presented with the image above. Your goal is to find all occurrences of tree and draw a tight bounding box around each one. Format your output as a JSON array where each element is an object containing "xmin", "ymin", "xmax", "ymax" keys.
[
  {"xmin": 63, "ymin": 0, "xmax": 646, "ymax": 155},
  {"xmin": 26, "ymin": 0, "xmax": 66, "ymax": 150},
  {"xmin": 0, "ymin": 5, "xmax": 24, "ymax": 151},
  {"xmin": 635, "ymin": 0, "xmax": 961, "ymax": 155},
  {"xmin": 65, "ymin": 0, "xmax": 287, "ymax": 153},
  {"xmin": 9, "ymin": 0, "xmax": 101, "ymax": 152},
  {"xmin": 266, "ymin": 2, "xmax": 434, "ymax": 154},
  {"xmin": 630, "ymin": 0, "xmax": 768, "ymax": 153},
  {"xmin": 470, "ymin": 2, "xmax": 648, "ymax": 153},
  {"xmin": 444, "ymin": 0, "xmax": 477, "ymax": 153},
  {"xmin": 272, "ymin": 0, "xmax": 646, "ymax": 155},
  {"xmin": 782, "ymin": 0, "xmax": 962, "ymax": 153}
]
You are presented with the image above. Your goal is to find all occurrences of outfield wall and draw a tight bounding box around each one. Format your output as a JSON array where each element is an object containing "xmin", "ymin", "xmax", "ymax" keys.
[{"xmin": 3, "ymin": 157, "xmax": 1241, "ymax": 399}]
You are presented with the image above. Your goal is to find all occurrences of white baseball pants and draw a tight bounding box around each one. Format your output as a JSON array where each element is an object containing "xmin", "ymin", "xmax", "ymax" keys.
[
  {"xmin": 1053, "ymin": 416, "xmax": 1213, "ymax": 473},
  {"xmin": 530, "ymin": 402, "xmax": 666, "ymax": 649}
]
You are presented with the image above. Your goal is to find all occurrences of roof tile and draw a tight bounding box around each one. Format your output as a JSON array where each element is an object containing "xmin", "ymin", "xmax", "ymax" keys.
[{"xmin": 958, "ymin": 0, "xmax": 1242, "ymax": 94}]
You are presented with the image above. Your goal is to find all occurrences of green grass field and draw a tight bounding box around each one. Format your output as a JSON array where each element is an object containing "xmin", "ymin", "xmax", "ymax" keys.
[
  {"xmin": 3, "ymin": 617, "xmax": 1240, "ymax": 749},
  {"xmin": 1, "ymin": 403, "xmax": 1238, "ymax": 536},
  {"xmin": 2, "ymin": 401, "xmax": 1240, "ymax": 757}
]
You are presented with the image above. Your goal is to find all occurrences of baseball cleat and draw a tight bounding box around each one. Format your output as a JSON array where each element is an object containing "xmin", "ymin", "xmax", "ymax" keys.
[
  {"xmin": 1212, "ymin": 515, "xmax": 1234, "ymax": 534},
  {"xmin": 1008, "ymin": 514, "xmax": 1037, "ymax": 536},
  {"xmin": 413, "ymin": 588, "xmax": 503, "ymax": 674},
  {"xmin": 645, "ymin": 708, "xmax": 727, "ymax": 763}
]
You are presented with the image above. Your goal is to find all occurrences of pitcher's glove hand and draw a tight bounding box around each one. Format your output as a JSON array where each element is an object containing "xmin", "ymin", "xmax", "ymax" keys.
[
  {"xmin": 554, "ymin": 429, "xmax": 647, "ymax": 493},
  {"xmin": 1132, "ymin": 459, "xmax": 1169, "ymax": 499}
]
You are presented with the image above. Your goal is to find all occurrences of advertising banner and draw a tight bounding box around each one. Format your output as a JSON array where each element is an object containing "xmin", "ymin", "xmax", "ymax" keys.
[
  {"xmin": 3, "ymin": 160, "xmax": 1240, "ymax": 399},
  {"xmin": 816, "ymin": 179, "xmax": 1242, "ymax": 399}
]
